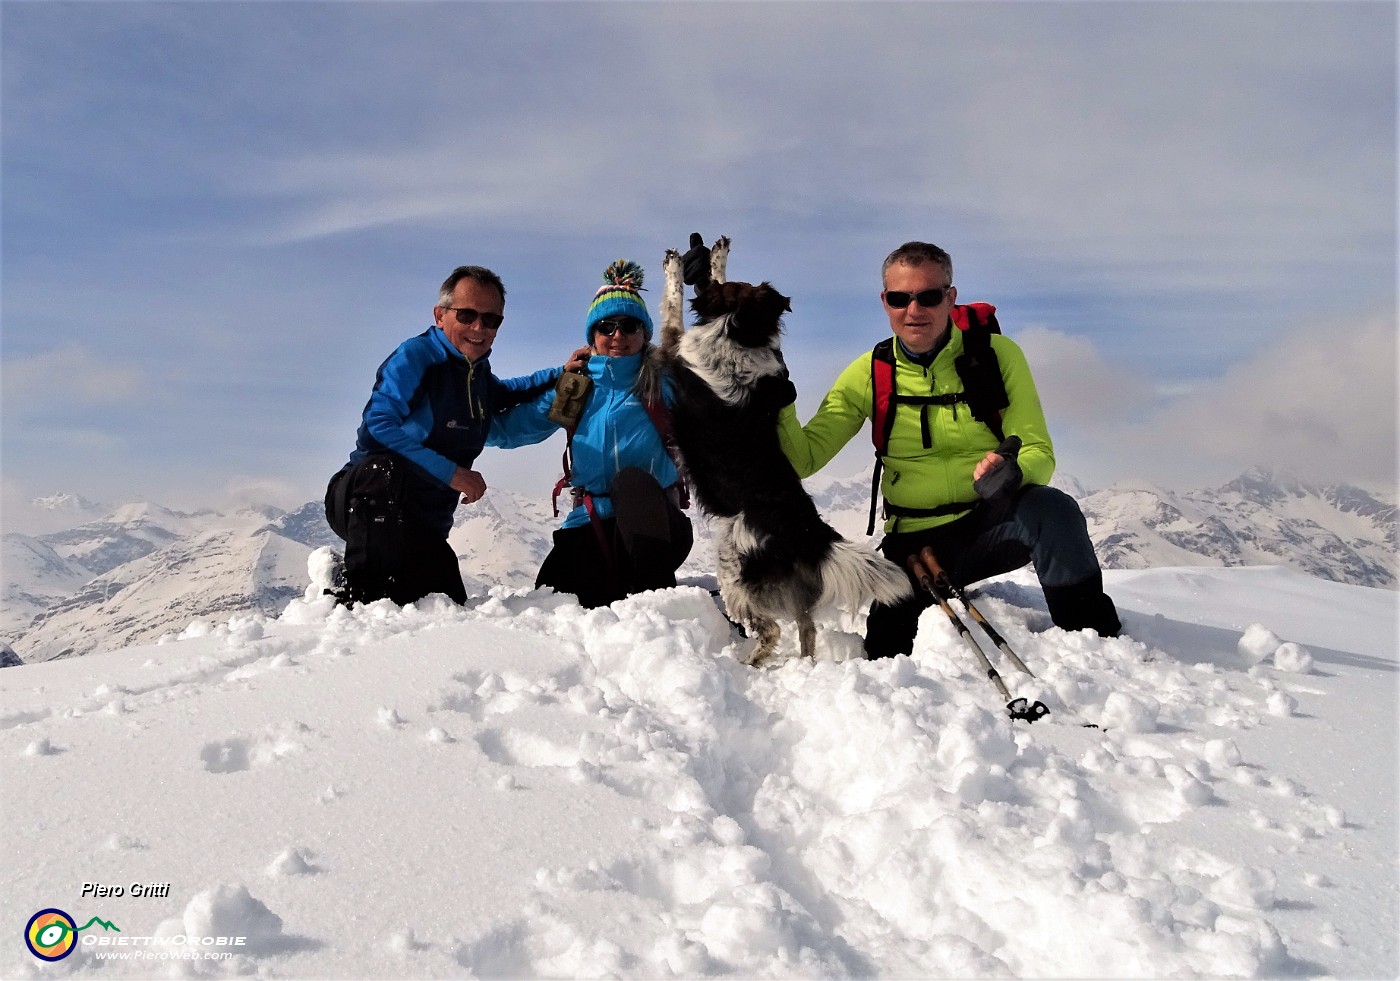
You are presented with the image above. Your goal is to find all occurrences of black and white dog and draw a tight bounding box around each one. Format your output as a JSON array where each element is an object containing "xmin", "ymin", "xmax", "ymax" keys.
[{"xmin": 659, "ymin": 243, "xmax": 911, "ymax": 666}]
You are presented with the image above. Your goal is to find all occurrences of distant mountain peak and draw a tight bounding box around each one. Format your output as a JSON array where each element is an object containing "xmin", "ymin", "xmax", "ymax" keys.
[{"xmin": 31, "ymin": 492, "xmax": 103, "ymax": 512}]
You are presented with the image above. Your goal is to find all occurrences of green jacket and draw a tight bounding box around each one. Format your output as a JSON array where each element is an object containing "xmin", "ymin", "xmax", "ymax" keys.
[{"xmin": 777, "ymin": 329, "xmax": 1055, "ymax": 534}]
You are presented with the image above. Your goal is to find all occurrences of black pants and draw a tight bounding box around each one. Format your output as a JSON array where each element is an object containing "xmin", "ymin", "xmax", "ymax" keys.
[
  {"xmin": 866, "ymin": 485, "xmax": 1120, "ymax": 658},
  {"xmin": 537, "ymin": 468, "xmax": 693, "ymax": 609},
  {"xmin": 324, "ymin": 456, "xmax": 467, "ymax": 607}
]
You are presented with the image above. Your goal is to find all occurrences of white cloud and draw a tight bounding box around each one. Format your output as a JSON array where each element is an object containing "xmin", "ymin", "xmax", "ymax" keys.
[
  {"xmin": 1139, "ymin": 311, "xmax": 1398, "ymax": 487},
  {"xmin": 219, "ymin": 476, "xmax": 315, "ymax": 513},
  {"xmin": 1014, "ymin": 325, "xmax": 1153, "ymax": 425},
  {"xmin": 1044, "ymin": 309, "xmax": 1398, "ymax": 490}
]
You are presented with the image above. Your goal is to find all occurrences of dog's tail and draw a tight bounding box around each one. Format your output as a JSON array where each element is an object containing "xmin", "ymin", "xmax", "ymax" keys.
[{"xmin": 817, "ymin": 539, "xmax": 914, "ymax": 611}]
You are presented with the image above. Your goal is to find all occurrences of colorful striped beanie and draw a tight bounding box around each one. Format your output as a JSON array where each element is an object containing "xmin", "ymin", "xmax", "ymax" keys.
[{"xmin": 585, "ymin": 259, "xmax": 654, "ymax": 342}]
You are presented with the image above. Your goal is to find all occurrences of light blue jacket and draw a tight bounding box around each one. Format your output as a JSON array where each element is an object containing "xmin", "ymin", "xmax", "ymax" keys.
[{"xmin": 490, "ymin": 351, "xmax": 679, "ymax": 528}]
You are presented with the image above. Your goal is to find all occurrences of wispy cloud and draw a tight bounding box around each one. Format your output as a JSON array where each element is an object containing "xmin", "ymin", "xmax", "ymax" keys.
[{"xmin": 2, "ymin": 346, "xmax": 146, "ymax": 413}]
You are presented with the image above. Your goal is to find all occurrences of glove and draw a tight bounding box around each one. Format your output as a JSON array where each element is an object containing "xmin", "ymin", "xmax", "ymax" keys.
[
  {"xmin": 681, "ymin": 232, "xmax": 711, "ymax": 288},
  {"xmin": 753, "ymin": 374, "xmax": 797, "ymax": 412},
  {"xmin": 973, "ymin": 436, "xmax": 1023, "ymax": 500}
]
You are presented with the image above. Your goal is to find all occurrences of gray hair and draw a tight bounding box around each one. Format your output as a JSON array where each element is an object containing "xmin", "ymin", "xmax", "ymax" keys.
[
  {"xmin": 438, "ymin": 265, "xmax": 506, "ymax": 306},
  {"xmin": 881, "ymin": 242, "xmax": 953, "ymax": 288}
]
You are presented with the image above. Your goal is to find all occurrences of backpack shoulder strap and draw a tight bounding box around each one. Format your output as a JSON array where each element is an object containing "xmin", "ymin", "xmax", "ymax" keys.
[
  {"xmin": 551, "ymin": 430, "xmax": 575, "ymax": 517},
  {"xmin": 643, "ymin": 397, "xmax": 690, "ymax": 509},
  {"xmin": 951, "ymin": 302, "xmax": 1008, "ymax": 443},
  {"xmin": 867, "ymin": 339, "xmax": 899, "ymax": 534},
  {"xmin": 642, "ymin": 396, "xmax": 672, "ymax": 444},
  {"xmin": 869, "ymin": 338, "xmax": 898, "ymax": 455}
]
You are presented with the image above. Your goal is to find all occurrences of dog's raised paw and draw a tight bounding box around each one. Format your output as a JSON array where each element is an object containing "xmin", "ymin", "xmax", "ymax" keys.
[
  {"xmin": 660, "ymin": 249, "xmax": 686, "ymax": 353},
  {"xmin": 710, "ymin": 237, "xmax": 730, "ymax": 284}
]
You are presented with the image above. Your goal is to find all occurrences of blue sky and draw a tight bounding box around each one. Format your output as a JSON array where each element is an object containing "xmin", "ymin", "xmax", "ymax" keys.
[{"xmin": 2, "ymin": 1, "xmax": 1395, "ymax": 518}]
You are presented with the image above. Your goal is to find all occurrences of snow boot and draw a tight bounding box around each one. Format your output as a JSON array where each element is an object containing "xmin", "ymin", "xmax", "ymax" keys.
[{"xmin": 1043, "ymin": 573, "xmax": 1122, "ymax": 638}]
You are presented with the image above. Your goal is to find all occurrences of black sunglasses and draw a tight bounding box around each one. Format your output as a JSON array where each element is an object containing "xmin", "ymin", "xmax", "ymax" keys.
[
  {"xmin": 444, "ymin": 307, "xmax": 504, "ymax": 330},
  {"xmin": 593, "ymin": 317, "xmax": 645, "ymax": 337},
  {"xmin": 884, "ymin": 287, "xmax": 951, "ymax": 309}
]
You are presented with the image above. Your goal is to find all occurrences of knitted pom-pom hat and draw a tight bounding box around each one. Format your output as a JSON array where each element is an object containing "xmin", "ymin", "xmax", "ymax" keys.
[{"xmin": 585, "ymin": 259, "xmax": 654, "ymax": 342}]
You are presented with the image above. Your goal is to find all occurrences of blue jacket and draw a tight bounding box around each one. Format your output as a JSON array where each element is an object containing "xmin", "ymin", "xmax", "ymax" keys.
[
  {"xmin": 490, "ymin": 351, "xmax": 679, "ymax": 529},
  {"xmin": 350, "ymin": 326, "xmax": 559, "ymax": 536}
]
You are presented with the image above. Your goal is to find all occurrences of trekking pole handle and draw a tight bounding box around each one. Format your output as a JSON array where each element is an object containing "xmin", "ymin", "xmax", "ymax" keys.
[
  {"xmin": 905, "ymin": 555, "xmax": 936, "ymax": 594},
  {"xmin": 918, "ymin": 547, "xmax": 961, "ymax": 597},
  {"xmin": 918, "ymin": 547, "xmax": 949, "ymax": 581},
  {"xmin": 994, "ymin": 435, "xmax": 1022, "ymax": 459}
]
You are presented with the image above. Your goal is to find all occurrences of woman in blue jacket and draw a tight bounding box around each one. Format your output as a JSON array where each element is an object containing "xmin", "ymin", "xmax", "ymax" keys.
[{"xmin": 492, "ymin": 260, "xmax": 692, "ymax": 608}]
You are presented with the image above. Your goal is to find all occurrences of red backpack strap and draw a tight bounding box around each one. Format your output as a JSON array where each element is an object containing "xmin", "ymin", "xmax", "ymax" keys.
[
  {"xmin": 869, "ymin": 338, "xmax": 899, "ymax": 455},
  {"xmin": 643, "ymin": 397, "xmax": 690, "ymax": 509},
  {"xmin": 551, "ymin": 431, "xmax": 575, "ymax": 518},
  {"xmin": 867, "ymin": 339, "xmax": 898, "ymax": 534}
]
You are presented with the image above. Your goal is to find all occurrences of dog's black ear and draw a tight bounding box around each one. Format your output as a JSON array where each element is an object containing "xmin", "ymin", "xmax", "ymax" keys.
[
  {"xmin": 689, "ymin": 280, "xmax": 726, "ymax": 321},
  {"xmin": 758, "ymin": 282, "xmax": 793, "ymax": 314}
]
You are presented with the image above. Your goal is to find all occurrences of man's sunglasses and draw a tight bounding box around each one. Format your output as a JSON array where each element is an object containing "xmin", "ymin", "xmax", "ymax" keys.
[
  {"xmin": 884, "ymin": 287, "xmax": 951, "ymax": 309},
  {"xmin": 444, "ymin": 307, "xmax": 504, "ymax": 330},
  {"xmin": 593, "ymin": 317, "xmax": 645, "ymax": 337}
]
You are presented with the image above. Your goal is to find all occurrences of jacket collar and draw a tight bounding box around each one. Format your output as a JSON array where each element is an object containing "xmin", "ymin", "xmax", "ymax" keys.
[
  {"xmin": 895, "ymin": 329, "xmax": 954, "ymax": 367},
  {"xmin": 587, "ymin": 349, "xmax": 644, "ymax": 385},
  {"xmin": 430, "ymin": 325, "xmax": 490, "ymax": 368}
]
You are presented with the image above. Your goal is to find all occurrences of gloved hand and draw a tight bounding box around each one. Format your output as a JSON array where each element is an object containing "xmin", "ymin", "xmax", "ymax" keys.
[
  {"xmin": 753, "ymin": 374, "xmax": 797, "ymax": 413},
  {"xmin": 681, "ymin": 232, "xmax": 711, "ymax": 288},
  {"xmin": 973, "ymin": 436, "xmax": 1024, "ymax": 500}
]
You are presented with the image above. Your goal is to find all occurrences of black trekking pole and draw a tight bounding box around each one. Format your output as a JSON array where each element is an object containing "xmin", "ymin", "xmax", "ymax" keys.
[{"xmin": 907, "ymin": 553, "xmax": 1049, "ymax": 723}]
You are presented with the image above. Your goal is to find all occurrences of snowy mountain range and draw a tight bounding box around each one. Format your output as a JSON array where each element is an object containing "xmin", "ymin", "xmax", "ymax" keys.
[{"xmin": 2, "ymin": 469, "xmax": 1394, "ymax": 664}]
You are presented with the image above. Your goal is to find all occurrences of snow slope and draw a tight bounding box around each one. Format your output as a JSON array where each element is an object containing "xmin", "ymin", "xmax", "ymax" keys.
[
  {"xmin": 3, "ymin": 563, "xmax": 1396, "ymax": 979},
  {"xmin": 0, "ymin": 534, "xmax": 94, "ymax": 639}
]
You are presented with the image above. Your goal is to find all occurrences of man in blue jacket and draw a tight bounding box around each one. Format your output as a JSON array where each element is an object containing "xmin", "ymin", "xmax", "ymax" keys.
[{"xmin": 325, "ymin": 264, "xmax": 571, "ymax": 606}]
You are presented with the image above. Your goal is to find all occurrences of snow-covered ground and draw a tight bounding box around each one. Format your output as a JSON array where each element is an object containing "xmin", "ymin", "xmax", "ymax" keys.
[{"xmin": 4, "ymin": 561, "xmax": 1397, "ymax": 979}]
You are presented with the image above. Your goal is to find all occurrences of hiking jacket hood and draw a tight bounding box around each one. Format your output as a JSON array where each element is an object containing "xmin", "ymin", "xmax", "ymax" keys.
[
  {"xmin": 490, "ymin": 350, "xmax": 679, "ymax": 529},
  {"xmin": 350, "ymin": 326, "xmax": 558, "ymax": 537},
  {"xmin": 777, "ymin": 326, "xmax": 1055, "ymax": 534}
]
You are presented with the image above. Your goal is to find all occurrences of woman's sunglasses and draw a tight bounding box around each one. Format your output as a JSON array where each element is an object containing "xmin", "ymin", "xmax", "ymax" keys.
[{"xmin": 594, "ymin": 317, "xmax": 645, "ymax": 337}]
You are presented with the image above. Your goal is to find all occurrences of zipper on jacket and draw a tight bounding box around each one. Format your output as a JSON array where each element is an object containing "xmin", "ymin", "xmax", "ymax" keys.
[
  {"xmin": 921, "ymin": 363, "xmax": 934, "ymax": 449},
  {"xmin": 464, "ymin": 359, "xmax": 482, "ymax": 419}
]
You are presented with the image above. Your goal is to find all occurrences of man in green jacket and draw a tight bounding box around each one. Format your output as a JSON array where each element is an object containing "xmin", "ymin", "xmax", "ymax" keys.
[{"xmin": 777, "ymin": 241, "xmax": 1121, "ymax": 659}]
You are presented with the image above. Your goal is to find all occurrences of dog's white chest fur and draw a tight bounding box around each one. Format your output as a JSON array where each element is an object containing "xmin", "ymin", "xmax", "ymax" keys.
[{"xmin": 676, "ymin": 317, "xmax": 785, "ymax": 406}]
